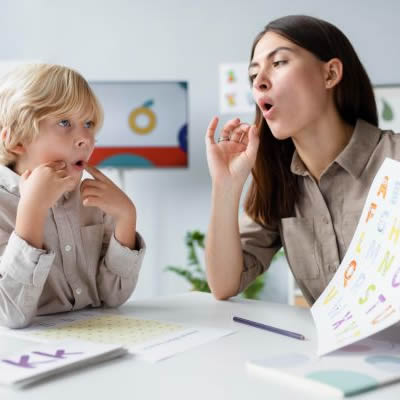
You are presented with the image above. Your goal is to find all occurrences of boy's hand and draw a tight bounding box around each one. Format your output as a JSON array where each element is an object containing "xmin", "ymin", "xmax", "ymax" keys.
[
  {"xmin": 81, "ymin": 165, "xmax": 135, "ymax": 220},
  {"xmin": 16, "ymin": 161, "xmax": 78, "ymax": 249},
  {"xmin": 19, "ymin": 161, "xmax": 77, "ymax": 212},
  {"xmin": 81, "ymin": 165, "xmax": 137, "ymax": 249}
]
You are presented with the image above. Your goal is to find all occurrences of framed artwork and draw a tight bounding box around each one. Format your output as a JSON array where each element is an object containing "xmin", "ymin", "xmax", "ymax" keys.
[
  {"xmin": 89, "ymin": 81, "xmax": 188, "ymax": 168},
  {"xmin": 374, "ymin": 84, "xmax": 400, "ymax": 133},
  {"xmin": 219, "ymin": 63, "xmax": 255, "ymax": 115}
]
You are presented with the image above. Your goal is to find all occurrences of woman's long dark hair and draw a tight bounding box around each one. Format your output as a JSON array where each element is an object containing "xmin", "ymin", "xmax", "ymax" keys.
[{"xmin": 244, "ymin": 15, "xmax": 378, "ymax": 226}]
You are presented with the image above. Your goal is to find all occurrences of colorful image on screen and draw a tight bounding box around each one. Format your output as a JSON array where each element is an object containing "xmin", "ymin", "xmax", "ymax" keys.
[{"xmin": 89, "ymin": 81, "xmax": 188, "ymax": 168}]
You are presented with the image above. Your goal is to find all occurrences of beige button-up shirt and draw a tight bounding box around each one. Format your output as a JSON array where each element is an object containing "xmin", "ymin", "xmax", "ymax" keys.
[
  {"xmin": 0, "ymin": 166, "xmax": 145, "ymax": 328},
  {"xmin": 239, "ymin": 119, "xmax": 400, "ymax": 305}
]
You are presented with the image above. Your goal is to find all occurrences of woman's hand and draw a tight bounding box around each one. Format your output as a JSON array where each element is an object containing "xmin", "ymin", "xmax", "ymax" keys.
[
  {"xmin": 205, "ymin": 117, "xmax": 259, "ymax": 189},
  {"xmin": 205, "ymin": 117, "xmax": 258, "ymax": 299}
]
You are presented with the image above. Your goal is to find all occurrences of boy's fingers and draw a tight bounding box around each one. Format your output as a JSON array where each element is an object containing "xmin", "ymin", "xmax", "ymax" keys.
[
  {"xmin": 82, "ymin": 195, "xmax": 101, "ymax": 208},
  {"xmin": 45, "ymin": 160, "xmax": 66, "ymax": 170},
  {"xmin": 81, "ymin": 187, "xmax": 102, "ymax": 197},
  {"xmin": 56, "ymin": 170, "xmax": 68, "ymax": 178},
  {"xmin": 80, "ymin": 178, "xmax": 107, "ymax": 192},
  {"xmin": 84, "ymin": 164, "xmax": 110, "ymax": 182},
  {"xmin": 20, "ymin": 169, "xmax": 31, "ymax": 181}
]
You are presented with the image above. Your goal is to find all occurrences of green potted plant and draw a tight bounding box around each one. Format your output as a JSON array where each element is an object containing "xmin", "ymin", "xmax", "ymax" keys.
[{"xmin": 166, "ymin": 230, "xmax": 285, "ymax": 300}]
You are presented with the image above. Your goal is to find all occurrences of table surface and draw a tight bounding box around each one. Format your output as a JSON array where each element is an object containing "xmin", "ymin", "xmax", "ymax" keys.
[{"xmin": 0, "ymin": 292, "xmax": 399, "ymax": 400}]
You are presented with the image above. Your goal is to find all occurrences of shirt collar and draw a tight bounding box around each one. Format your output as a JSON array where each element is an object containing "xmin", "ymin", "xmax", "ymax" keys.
[
  {"xmin": 290, "ymin": 119, "xmax": 381, "ymax": 179},
  {"xmin": 335, "ymin": 119, "xmax": 381, "ymax": 178},
  {"xmin": 290, "ymin": 151, "xmax": 309, "ymax": 176},
  {"xmin": 0, "ymin": 165, "xmax": 21, "ymax": 195}
]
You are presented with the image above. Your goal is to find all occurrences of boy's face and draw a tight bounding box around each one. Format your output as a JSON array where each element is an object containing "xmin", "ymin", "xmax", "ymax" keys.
[{"xmin": 15, "ymin": 113, "xmax": 96, "ymax": 181}]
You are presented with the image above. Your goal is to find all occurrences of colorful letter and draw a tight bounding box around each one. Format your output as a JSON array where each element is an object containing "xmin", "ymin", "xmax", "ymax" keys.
[
  {"xmin": 365, "ymin": 240, "xmax": 381, "ymax": 262},
  {"xmin": 378, "ymin": 251, "xmax": 395, "ymax": 276},
  {"xmin": 377, "ymin": 176, "xmax": 389, "ymax": 199},
  {"xmin": 390, "ymin": 180, "xmax": 400, "ymax": 205},
  {"xmin": 344, "ymin": 260, "xmax": 357, "ymax": 287},
  {"xmin": 323, "ymin": 286, "xmax": 338, "ymax": 305},
  {"xmin": 32, "ymin": 349, "xmax": 83, "ymax": 359},
  {"xmin": 377, "ymin": 210, "xmax": 390, "ymax": 233},
  {"xmin": 333, "ymin": 311, "xmax": 352, "ymax": 330},
  {"xmin": 388, "ymin": 218, "xmax": 400, "ymax": 245},
  {"xmin": 392, "ymin": 267, "xmax": 400, "ymax": 288},
  {"xmin": 358, "ymin": 284, "xmax": 376, "ymax": 305},
  {"xmin": 366, "ymin": 203, "xmax": 377, "ymax": 223},
  {"xmin": 1, "ymin": 355, "xmax": 54, "ymax": 369},
  {"xmin": 366, "ymin": 294, "xmax": 386, "ymax": 314},
  {"xmin": 355, "ymin": 232, "xmax": 365, "ymax": 254},
  {"xmin": 371, "ymin": 305, "xmax": 395, "ymax": 325}
]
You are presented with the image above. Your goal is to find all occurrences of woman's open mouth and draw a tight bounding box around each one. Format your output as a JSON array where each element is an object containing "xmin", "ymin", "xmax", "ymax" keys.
[
  {"xmin": 264, "ymin": 103, "xmax": 273, "ymax": 111},
  {"xmin": 262, "ymin": 102, "xmax": 275, "ymax": 118}
]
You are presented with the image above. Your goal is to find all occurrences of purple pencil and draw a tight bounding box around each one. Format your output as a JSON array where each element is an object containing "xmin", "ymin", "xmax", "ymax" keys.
[{"xmin": 233, "ymin": 316, "xmax": 305, "ymax": 340}]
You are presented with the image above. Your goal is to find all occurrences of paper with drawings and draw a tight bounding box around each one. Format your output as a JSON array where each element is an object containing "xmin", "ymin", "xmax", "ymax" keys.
[
  {"xmin": 311, "ymin": 158, "xmax": 400, "ymax": 356},
  {"xmin": 0, "ymin": 310, "xmax": 233, "ymax": 362}
]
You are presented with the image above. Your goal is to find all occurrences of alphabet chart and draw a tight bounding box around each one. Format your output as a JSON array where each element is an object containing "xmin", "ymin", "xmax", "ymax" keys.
[{"xmin": 312, "ymin": 158, "xmax": 400, "ymax": 356}]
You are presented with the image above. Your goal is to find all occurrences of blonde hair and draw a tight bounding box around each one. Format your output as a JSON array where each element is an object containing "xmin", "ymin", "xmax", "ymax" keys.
[{"xmin": 0, "ymin": 63, "xmax": 103, "ymax": 166}]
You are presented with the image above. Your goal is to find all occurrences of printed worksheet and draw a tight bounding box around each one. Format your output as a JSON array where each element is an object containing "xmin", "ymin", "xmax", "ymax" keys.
[
  {"xmin": 312, "ymin": 158, "xmax": 400, "ymax": 356},
  {"xmin": 0, "ymin": 310, "xmax": 233, "ymax": 362}
]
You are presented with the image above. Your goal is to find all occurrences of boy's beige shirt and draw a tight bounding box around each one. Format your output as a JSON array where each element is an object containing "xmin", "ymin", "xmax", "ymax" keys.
[
  {"xmin": 239, "ymin": 120, "xmax": 400, "ymax": 305},
  {"xmin": 0, "ymin": 167, "xmax": 145, "ymax": 327}
]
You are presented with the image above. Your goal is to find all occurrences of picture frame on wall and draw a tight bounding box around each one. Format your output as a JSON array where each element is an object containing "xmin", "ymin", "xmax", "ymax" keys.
[
  {"xmin": 374, "ymin": 84, "xmax": 400, "ymax": 133},
  {"xmin": 89, "ymin": 81, "xmax": 188, "ymax": 168}
]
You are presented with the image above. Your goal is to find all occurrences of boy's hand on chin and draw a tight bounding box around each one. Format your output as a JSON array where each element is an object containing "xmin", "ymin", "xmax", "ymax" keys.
[
  {"xmin": 19, "ymin": 161, "xmax": 78, "ymax": 213},
  {"xmin": 80, "ymin": 165, "xmax": 136, "ymax": 221},
  {"xmin": 81, "ymin": 164, "xmax": 137, "ymax": 249}
]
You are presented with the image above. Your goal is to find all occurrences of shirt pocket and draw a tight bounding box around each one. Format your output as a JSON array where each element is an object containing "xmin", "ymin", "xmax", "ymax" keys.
[
  {"xmin": 281, "ymin": 217, "xmax": 320, "ymax": 280},
  {"xmin": 341, "ymin": 212, "xmax": 362, "ymax": 250},
  {"xmin": 80, "ymin": 224, "xmax": 105, "ymax": 273}
]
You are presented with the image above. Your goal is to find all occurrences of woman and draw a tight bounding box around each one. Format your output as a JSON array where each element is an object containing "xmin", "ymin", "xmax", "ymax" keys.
[{"xmin": 205, "ymin": 15, "xmax": 399, "ymax": 304}]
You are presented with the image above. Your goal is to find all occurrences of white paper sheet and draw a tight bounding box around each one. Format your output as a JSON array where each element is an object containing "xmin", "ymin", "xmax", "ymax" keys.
[
  {"xmin": 0, "ymin": 339, "xmax": 126, "ymax": 387},
  {"xmin": 311, "ymin": 158, "xmax": 400, "ymax": 355},
  {"xmin": 0, "ymin": 310, "xmax": 234, "ymax": 362}
]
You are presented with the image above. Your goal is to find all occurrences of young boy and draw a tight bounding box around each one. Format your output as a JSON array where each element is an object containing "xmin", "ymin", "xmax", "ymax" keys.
[{"xmin": 0, "ymin": 64, "xmax": 145, "ymax": 328}]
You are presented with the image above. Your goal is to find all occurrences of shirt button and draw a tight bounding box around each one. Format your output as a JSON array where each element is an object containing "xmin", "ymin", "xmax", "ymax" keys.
[
  {"xmin": 65, "ymin": 245, "xmax": 72, "ymax": 252},
  {"xmin": 75, "ymin": 288, "xmax": 82, "ymax": 295},
  {"xmin": 323, "ymin": 216, "xmax": 330, "ymax": 224},
  {"xmin": 328, "ymin": 264, "xmax": 338, "ymax": 273}
]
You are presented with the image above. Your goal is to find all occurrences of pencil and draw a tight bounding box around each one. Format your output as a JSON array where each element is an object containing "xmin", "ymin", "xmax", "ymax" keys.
[{"xmin": 233, "ymin": 316, "xmax": 305, "ymax": 340}]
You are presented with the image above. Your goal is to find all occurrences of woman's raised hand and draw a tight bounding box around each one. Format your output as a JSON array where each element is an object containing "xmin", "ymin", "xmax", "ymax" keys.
[{"xmin": 205, "ymin": 117, "xmax": 259, "ymax": 189}]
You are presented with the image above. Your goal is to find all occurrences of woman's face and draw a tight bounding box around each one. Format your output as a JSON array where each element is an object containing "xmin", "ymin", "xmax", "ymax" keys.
[{"xmin": 249, "ymin": 31, "xmax": 332, "ymax": 140}]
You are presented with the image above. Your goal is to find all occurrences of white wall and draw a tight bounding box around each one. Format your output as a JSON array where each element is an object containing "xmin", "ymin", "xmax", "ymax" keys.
[{"xmin": 2, "ymin": 0, "xmax": 400, "ymax": 300}]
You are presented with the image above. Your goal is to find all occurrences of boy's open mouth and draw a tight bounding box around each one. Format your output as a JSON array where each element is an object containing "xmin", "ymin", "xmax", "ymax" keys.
[{"xmin": 74, "ymin": 160, "xmax": 84, "ymax": 167}]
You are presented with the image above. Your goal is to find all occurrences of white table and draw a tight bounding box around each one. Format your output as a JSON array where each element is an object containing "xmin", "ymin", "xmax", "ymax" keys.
[{"xmin": 0, "ymin": 292, "xmax": 399, "ymax": 399}]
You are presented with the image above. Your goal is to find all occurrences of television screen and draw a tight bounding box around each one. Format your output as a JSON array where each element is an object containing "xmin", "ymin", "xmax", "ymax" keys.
[{"xmin": 89, "ymin": 81, "xmax": 188, "ymax": 168}]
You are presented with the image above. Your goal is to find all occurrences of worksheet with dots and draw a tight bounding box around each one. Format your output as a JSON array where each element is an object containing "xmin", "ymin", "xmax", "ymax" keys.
[{"xmin": 31, "ymin": 315, "xmax": 185, "ymax": 347}]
